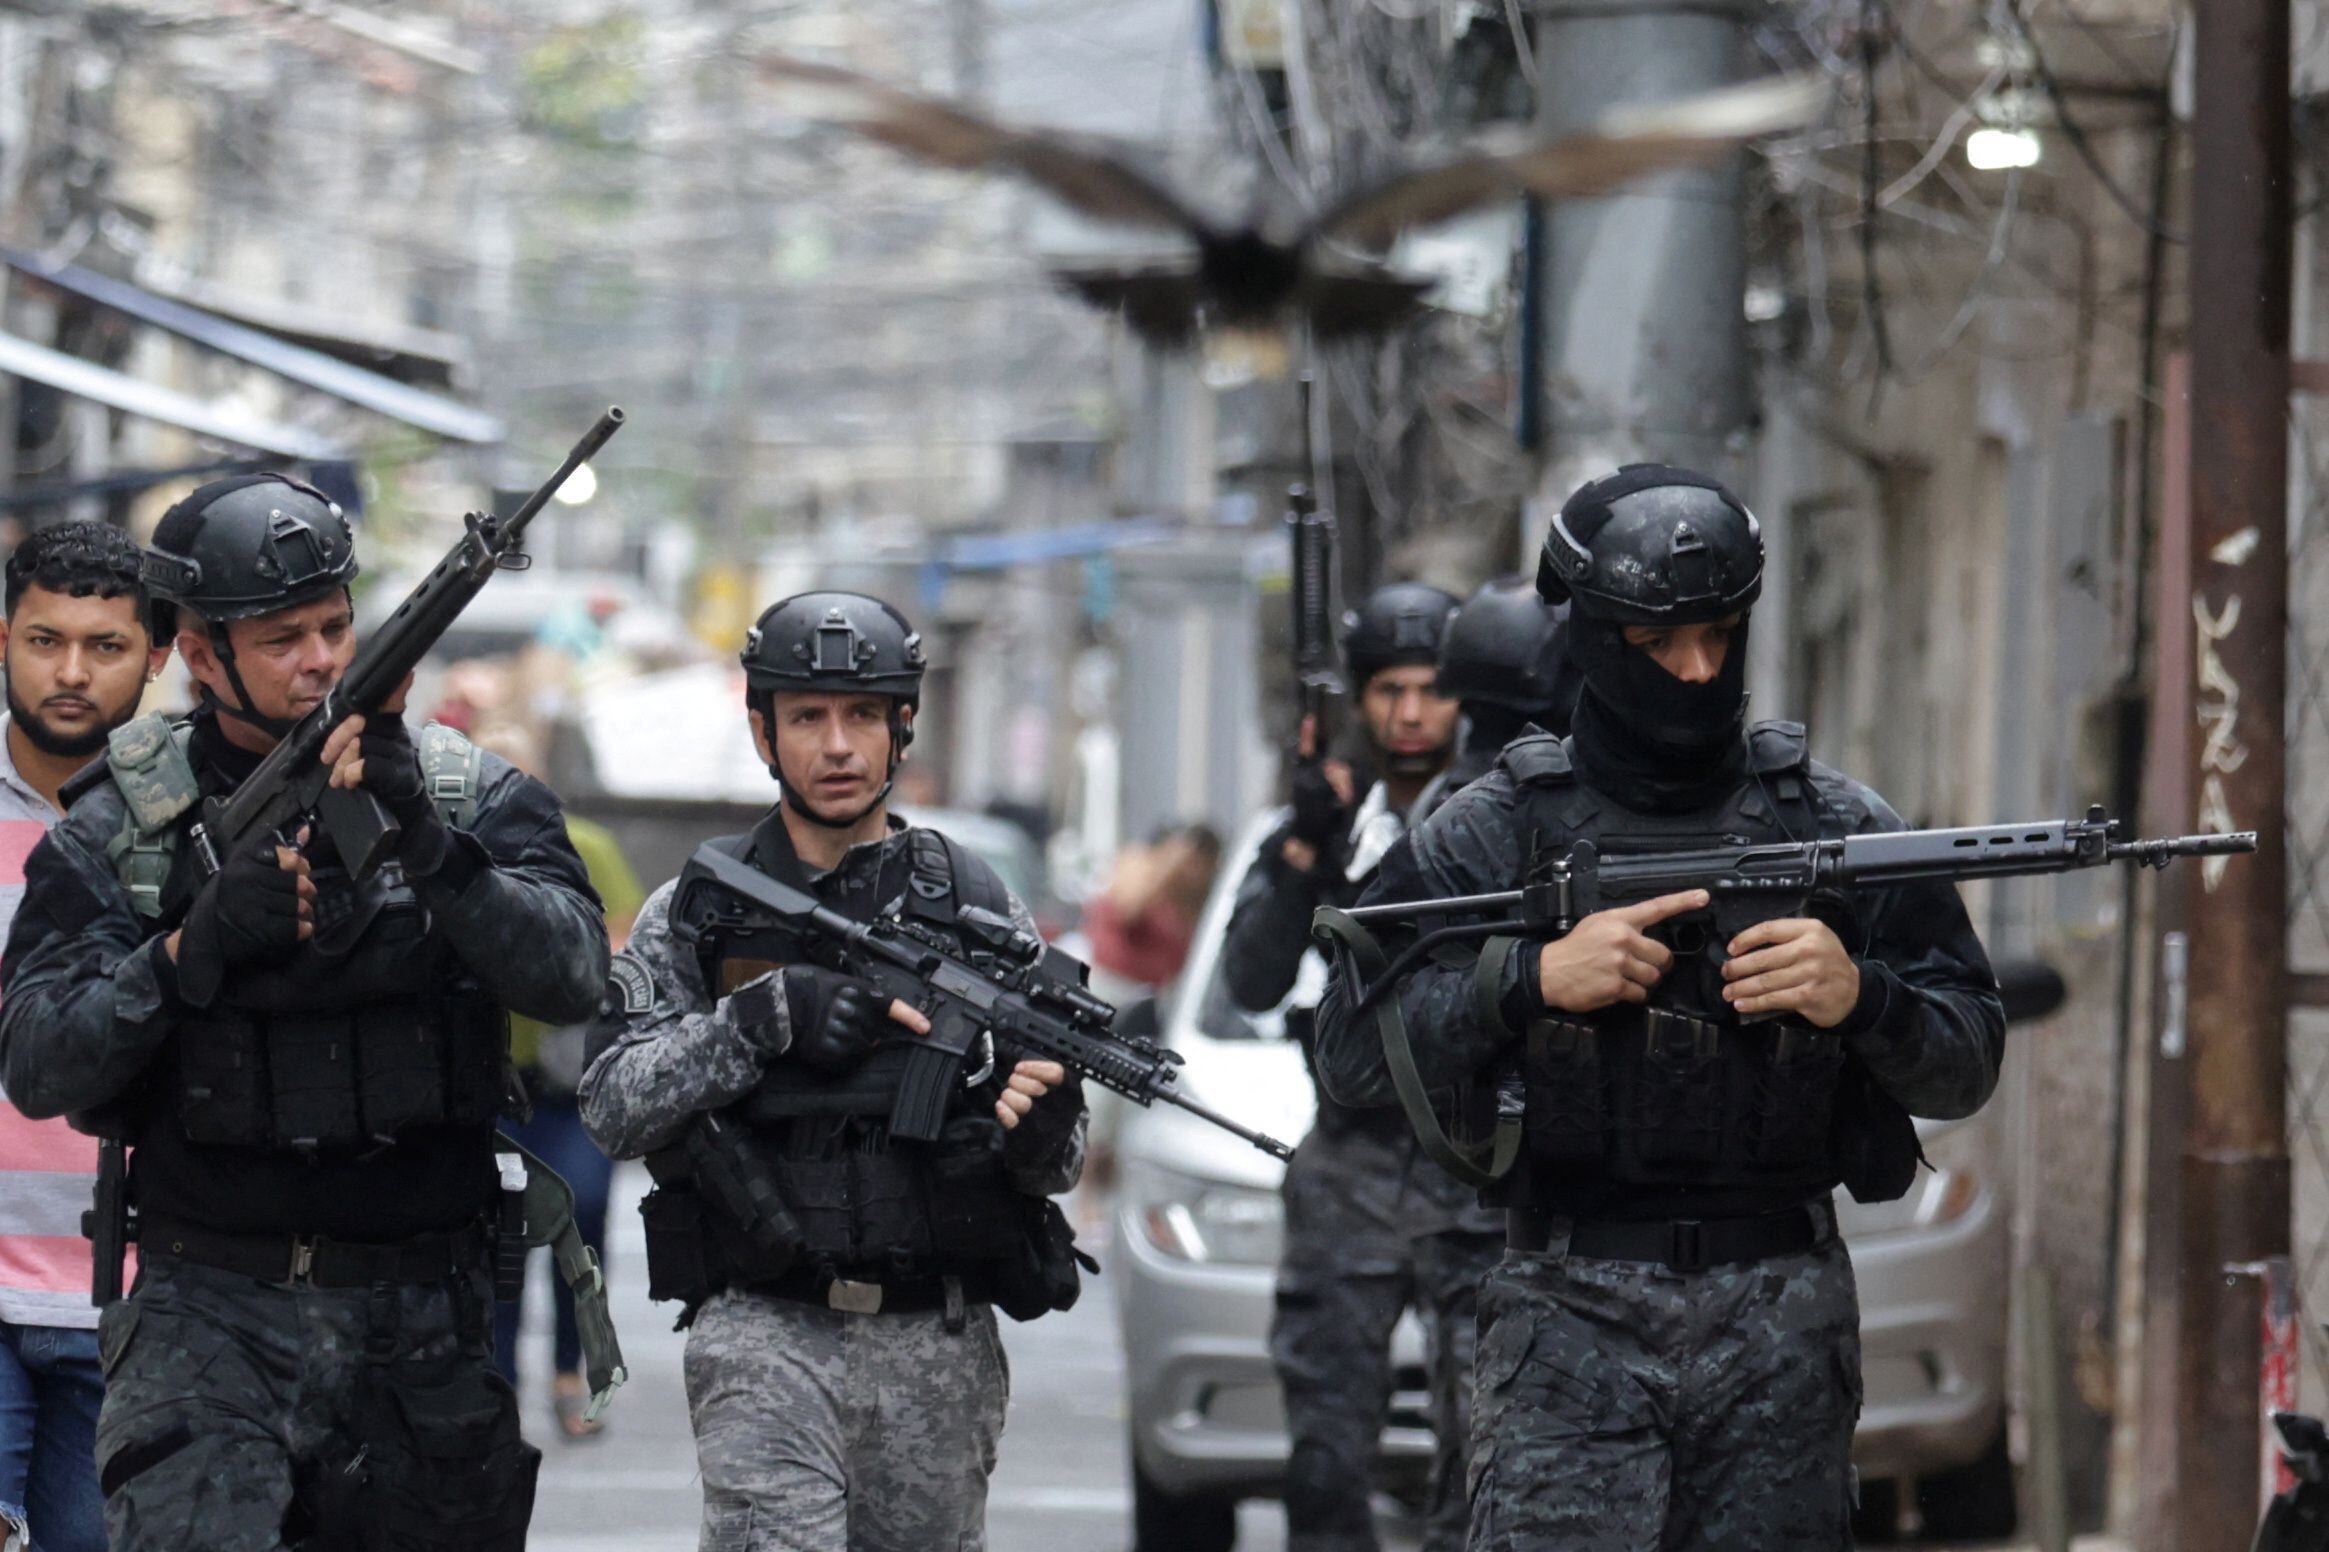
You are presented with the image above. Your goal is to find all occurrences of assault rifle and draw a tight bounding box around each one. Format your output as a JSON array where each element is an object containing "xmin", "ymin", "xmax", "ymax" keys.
[
  {"xmin": 1286, "ymin": 371, "xmax": 1340, "ymax": 728},
  {"xmin": 187, "ymin": 408, "xmax": 625, "ymax": 885},
  {"xmin": 671, "ymin": 843, "xmax": 1295, "ymax": 1160},
  {"xmin": 1312, "ymin": 806, "xmax": 2255, "ymax": 1185}
]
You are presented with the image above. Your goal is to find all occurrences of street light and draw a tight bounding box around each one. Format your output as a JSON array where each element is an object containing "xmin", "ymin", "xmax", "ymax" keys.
[
  {"xmin": 1965, "ymin": 126, "xmax": 2042, "ymax": 171},
  {"xmin": 554, "ymin": 462, "xmax": 599, "ymax": 505}
]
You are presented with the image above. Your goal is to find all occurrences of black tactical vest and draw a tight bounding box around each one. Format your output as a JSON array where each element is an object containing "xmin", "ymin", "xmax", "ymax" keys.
[
  {"xmin": 106, "ymin": 719, "xmax": 509, "ymax": 1157},
  {"xmin": 1497, "ymin": 721, "xmax": 1919, "ymax": 1204},
  {"xmin": 648, "ymin": 819, "xmax": 1048, "ymax": 1301}
]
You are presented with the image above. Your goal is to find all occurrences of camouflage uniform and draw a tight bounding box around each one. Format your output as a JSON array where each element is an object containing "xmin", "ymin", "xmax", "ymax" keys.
[
  {"xmin": 1467, "ymin": 1232, "xmax": 1860, "ymax": 1549},
  {"xmin": 1223, "ymin": 787, "xmax": 1492, "ymax": 1552},
  {"xmin": 92, "ymin": 1258, "xmax": 523, "ymax": 1552},
  {"xmin": 581, "ymin": 831, "xmax": 1087, "ymax": 1552},
  {"xmin": 1313, "ymin": 737, "xmax": 2004, "ymax": 1551}
]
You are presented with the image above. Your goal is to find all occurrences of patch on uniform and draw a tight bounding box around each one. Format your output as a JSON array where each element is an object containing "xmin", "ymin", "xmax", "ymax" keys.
[{"xmin": 609, "ymin": 954, "xmax": 655, "ymax": 1014}]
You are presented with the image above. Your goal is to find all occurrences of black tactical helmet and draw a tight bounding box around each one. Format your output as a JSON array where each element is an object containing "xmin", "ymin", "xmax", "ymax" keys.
[
  {"xmin": 1342, "ymin": 581, "xmax": 1459, "ymax": 686},
  {"xmin": 1536, "ymin": 463, "xmax": 1761, "ymax": 625},
  {"xmin": 146, "ymin": 474, "xmax": 359, "ymax": 624},
  {"xmin": 1435, "ymin": 578, "xmax": 1573, "ymax": 720},
  {"xmin": 741, "ymin": 591, "xmax": 926, "ymax": 717}
]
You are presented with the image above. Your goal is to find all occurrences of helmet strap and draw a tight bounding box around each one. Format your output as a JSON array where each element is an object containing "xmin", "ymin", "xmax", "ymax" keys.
[{"xmin": 203, "ymin": 628, "xmax": 303, "ymax": 742}]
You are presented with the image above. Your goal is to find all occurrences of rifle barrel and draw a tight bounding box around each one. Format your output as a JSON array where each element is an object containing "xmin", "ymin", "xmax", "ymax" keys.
[
  {"xmin": 1345, "ymin": 888, "xmax": 1525, "ymax": 924},
  {"xmin": 501, "ymin": 407, "xmax": 624, "ymax": 545}
]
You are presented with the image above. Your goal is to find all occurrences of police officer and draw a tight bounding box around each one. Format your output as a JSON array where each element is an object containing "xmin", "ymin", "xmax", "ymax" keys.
[
  {"xmin": 1220, "ymin": 581, "xmax": 1473, "ymax": 1552},
  {"xmin": 1409, "ymin": 577, "xmax": 1579, "ymax": 826},
  {"xmin": 0, "ymin": 474, "xmax": 608, "ymax": 1551},
  {"xmin": 1314, "ymin": 464, "xmax": 2005, "ymax": 1549},
  {"xmin": 579, "ymin": 591, "xmax": 1088, "ymax": 1552}
]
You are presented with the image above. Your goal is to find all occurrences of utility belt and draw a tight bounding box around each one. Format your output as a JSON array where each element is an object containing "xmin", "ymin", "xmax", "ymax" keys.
[
  {"xmin": 1506, "ymin": 1198, "xmax": 1837, "ymax": 1273},
  {"xmin": 138, "ymin": 1214, "xmax": 489, "ymax": 1289},
  {"xmin": 751, "ymin": 1267, "xmax": 975, "ymax": 1323},
  {"xmin": 642, "ymin": 1114, "xmax": 1093, "ymax": 1328}
]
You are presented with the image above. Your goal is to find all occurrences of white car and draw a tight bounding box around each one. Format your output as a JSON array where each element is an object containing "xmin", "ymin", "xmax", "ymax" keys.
[{"xmin": 1114, "ymin": 814, "xmax": 2020, "ymax": 1550}]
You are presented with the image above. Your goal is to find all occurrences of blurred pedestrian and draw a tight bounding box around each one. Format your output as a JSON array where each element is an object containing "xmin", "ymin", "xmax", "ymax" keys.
[
  {"xmin": 0, "ymin": 523, "xmax": 170, "ymax": 1552},
  {"xmin": 1219, "ymin": 581, "xmax": 1467, "ymax": 1552},
  {"xmin": 473, "ymin": 722, "xmax": 644, "ymax": 1441},
  {"xmin": 1082, "ymin": 823, "xmax": 1221, "ymax": 996}
]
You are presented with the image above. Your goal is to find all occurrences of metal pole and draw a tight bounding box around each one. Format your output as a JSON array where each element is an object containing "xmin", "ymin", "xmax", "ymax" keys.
[
  {"xmin": 2176, "ymin": 0, "xmax": 2291, "ymax": 1544},
  {"xmin": 1527, "ymin": 0, "xmax": 1755, "ymax": 533}
]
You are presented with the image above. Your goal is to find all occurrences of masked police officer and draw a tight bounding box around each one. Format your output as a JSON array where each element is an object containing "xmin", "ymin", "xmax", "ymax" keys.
[
  {"xmin": 1313, "ymin": 465, "xmax": 2005, "ymax": 1549},
  {"xmin": 1409, "ymin": 577, "xmax": 1579, "ymax": 827},
  {"xmin": 0, "ymin": 475, "xmax": 609, "ymax": 1552},
  {"xmin": 579, "ymin": 591, "xmax": 1088, "ymax": 1552},
  {"xmin": 1218, "ymin": 581, "xmax": 1477, "ymax": 1552}
]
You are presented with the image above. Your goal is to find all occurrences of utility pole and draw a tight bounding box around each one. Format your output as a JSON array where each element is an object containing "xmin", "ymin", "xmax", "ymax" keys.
[
  {"xmin": 2175, "ymin": 0, "xmax": 2290, "ymax": 1543},
  {"xmin": 1527, "ymin": 0, "xmax": 1753, "ymax": 529}
]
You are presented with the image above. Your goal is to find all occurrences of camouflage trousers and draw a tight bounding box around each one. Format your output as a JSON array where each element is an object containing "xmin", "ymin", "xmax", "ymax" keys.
[
  {"xmin": 1468, "ymin": 1224, "xmax": 1862, "ymax": 1551},
  {"xmin": 93, "ymin": 1254, "xmax": 533, "ymax": 1552},
  {"xmin": 684, "ymin": 1287, "xmax": 1010, "ymax": 1552},
  {"xmin": 1270, "ymin": 1122, "xmax": 1503, "ymax": 1552}
]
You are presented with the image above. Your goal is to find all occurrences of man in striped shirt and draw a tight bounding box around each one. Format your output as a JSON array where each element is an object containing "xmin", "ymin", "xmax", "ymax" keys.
[{"xmin": 0, "ymin": 523, "xmax": 169, "ymax": 1552}]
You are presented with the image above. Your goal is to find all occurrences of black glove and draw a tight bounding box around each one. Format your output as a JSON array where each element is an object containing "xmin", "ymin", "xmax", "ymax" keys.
[
  {"xmin": 351, "ymin": 712, "xmax": 469, "ymax": 877},
  {"xmin": 1286, "ymin": 759, "xmax": 1351, "ymax": 851},
  {"xmin": 174, "ymin": 839, "xmax": 308, "ymax": 1004},
  {"xmin": 354, "ymin": 712, "xmax": 430, "ymax": 823},
  {"xmin": 782, "ymin": 966, "xmax": 891, "ymax": 1074}
]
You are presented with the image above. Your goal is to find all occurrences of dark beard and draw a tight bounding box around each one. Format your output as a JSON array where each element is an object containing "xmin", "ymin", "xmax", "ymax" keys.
[{"xmin": 7, "ymin": 684, "xmax": 115, "ymax": 759}]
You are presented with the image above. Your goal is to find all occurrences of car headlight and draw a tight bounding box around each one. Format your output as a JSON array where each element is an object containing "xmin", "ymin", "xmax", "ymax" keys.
[{"xmin": 1123, "ymin": 1162, "xmax": 1285, "ymax": 1267}]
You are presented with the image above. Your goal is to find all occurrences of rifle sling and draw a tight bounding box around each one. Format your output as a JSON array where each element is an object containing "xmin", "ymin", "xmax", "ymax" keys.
[{"xmin": 1310, "ymin": 906, "xmax": 1520, "ymax": 1188}]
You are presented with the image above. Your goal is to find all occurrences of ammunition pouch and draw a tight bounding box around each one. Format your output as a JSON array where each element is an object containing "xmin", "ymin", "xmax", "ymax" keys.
[
  {"xmin": 1516, "ymin": 1011, "xmax": 1864, "ymax": 1191},
  {"xmin": 315, "ymin": 1364, "xmax": 539, "ymax": 1552},
  {"xmin": 175, "ymin": 991, "xmax": 506, "ymax": 1153}
]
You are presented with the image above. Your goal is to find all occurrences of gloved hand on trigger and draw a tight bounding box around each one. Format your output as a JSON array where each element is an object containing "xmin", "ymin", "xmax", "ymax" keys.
[
  {"xmin": 781, "ymin": 966, "xmax": 893, "ymax": 1074},
  {"xmin": 173, "ymin": 837, "xmax": 314, "ymax": 1003}
]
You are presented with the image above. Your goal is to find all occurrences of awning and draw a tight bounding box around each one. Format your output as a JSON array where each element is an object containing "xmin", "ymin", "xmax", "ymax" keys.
[
  {"xmin": 3, "ymin": 248, "xmax": 503, "ymax": 444},
  {"xmin": 0, "ymin": 331, "xmax": 349, "ymax": 460}
]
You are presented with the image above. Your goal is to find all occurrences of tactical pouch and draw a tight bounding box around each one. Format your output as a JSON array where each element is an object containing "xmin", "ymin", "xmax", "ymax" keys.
[
  {"xmin": 924, "ymin": 1118, "xmax": 1029, "ymax": 1267},
  {"xmin": 266, "ymin": 1015, "xmax": 363, "ymax": 1153},
  {"xmin": 988, "ymin": 1197, "xmax": 1097, "ymax": 1324},
  {"xmin": 640, "ymin": 1186, "xmax": 721, "ymax": 1310},
  {"xmin": 1624, "ymin": 1012, "xmax": 1726, "ymax": 1169},
  {"xmin": 357, "ymin": 1364, "xmax": 540, "ymax": 1552},
  {"xmin": 1519, "ymin": 1019, "xmax": 1606, "ymax": 1167},
  {"xmin": 1741, "ymin": 1025, "xmax": 1847, "ymax": 1170},
  {"xmin": 175, "ymin": 1012, "xmax": 272, "ymax": 1147},
  {"xmin": 782, "ymin": 1159, "xmax": 866, "ymax": 1269},
  {"xmin": 1833, "ymin": 1060, "xmax": 1926, "ymax": 1205},
  {"xmin": 357, "ymin": 1009, "xmax": 447, "ymax": 1140}
]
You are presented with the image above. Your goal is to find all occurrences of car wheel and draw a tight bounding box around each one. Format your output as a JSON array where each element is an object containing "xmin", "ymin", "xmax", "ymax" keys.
[
  {"xmin": 1131, "ymin": 1453, "xmax": 1238, "ymax": 1552},
  {"xmin": 1914, "ymin": 1425, "xmax": 2018, "ymax": 1541}
]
